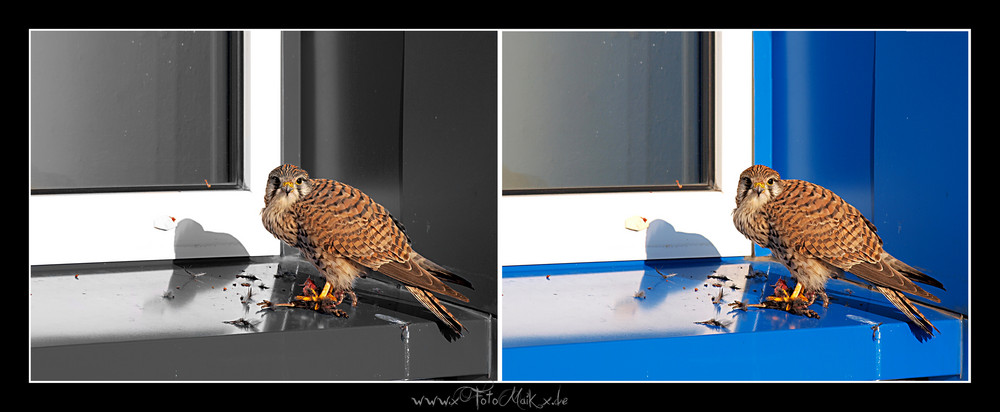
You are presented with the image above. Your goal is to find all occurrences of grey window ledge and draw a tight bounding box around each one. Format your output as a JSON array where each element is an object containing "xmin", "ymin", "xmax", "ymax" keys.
[{"xmin": 31, "ymin": 256, "xmax": 495, "ymax": 381}]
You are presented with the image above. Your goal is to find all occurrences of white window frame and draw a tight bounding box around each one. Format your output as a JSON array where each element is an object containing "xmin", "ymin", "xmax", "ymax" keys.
[
  {"xmin": 499, "ymin": 30, "xmax": 755, "ymax": 266},
  {"xmin": 29, "ymin": 30, "xmax": 283, "ymax": 266}
]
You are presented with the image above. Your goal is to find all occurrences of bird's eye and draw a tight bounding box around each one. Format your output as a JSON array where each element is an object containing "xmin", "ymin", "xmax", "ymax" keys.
[
  {"xmin": 767, "ymin": 178, "xmax": 774, "ymax": 185},
  {"xmin": 296, "ymin": 177, "xmax": 304, "ymax": 184}
]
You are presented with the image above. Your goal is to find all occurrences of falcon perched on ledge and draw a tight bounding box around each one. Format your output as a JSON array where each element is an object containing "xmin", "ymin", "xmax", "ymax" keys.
[
  {"xmin": 732, "ymin": 165, "xmax": 945, "ymax": 335},
  {"xmin": 261, "ymin": 164, "xmax": 472, "ymax": 338}
]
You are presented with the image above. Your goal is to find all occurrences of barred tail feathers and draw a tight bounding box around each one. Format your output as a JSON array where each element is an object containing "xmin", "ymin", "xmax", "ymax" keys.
[
  {"xmin": 876, "ymin": 285, "xmax": 940, "ymax": 335},
  {"xmin": 406, "ymin": 285, "xmax": 466, "ymax": 337}
]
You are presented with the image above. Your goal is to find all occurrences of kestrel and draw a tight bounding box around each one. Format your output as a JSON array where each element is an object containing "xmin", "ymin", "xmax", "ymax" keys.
[
  {"xmin": 732, "ymin": 165, "xmax": 945, "ymax": 335},
  {"xmin": 261, "ymin": 164, "xmax": 472, "ymax": 337}
]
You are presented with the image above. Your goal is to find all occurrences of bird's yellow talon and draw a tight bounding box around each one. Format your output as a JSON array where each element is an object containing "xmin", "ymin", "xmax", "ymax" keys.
[
  {"xmin": 317, "ymin": 282, "xmax": 333, "ymax": 300},
  {"xmin": 788, "ymin": 283, "xmax": 803, "ymax": 300},
  {"xmin": 765, "ymin": 283, "xmax": 807, "ymax": 304}
]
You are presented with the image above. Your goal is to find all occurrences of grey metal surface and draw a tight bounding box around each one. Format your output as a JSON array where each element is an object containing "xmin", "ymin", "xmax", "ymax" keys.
[
  {"xmin": 285, "ymin": 31, "xmax": 498, "ymax": 315},
  {"xmin": 30, "ymin": 256, "xmax": 494, "ymax": 380},
  {"xmin": 399, "ymin": 31, "xmax": 499, "ymax": 314}
]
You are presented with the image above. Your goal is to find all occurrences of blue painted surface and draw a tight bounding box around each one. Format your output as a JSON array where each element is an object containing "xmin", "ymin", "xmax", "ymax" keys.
[
  {"xmin": 752, "ymin": 31, "xmax": 773, "ymax": 258},
  {"xmin": 755, "ymin": 31, "xmax": 968, "ymax": 314},
  {"xmin": 501, "ymin": 31, "xmax": 969, "ymax": 382},
  {"xmin": 502, "ymin": 259, "xmax": 658, "ymax": 279},
  {"xmin": 503, "ymin": 320, "xmax": 964, "ymax": 381},
  {"xmin": 501, "ymin": 259, "xmax": 965, "ymax": 381},
  {"xmin": 752, "ymin": 31, "xmax": 773, "ymax": 170},
  {"xmin": 771, "ymin": 31, "xmax": 876, "ymax": 217},
  {"xmin": 871, "ymin": 31, "xmax": 969, "ymax": 315}
]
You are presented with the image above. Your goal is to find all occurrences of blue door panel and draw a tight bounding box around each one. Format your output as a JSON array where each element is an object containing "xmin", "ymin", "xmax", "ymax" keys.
[
  {"xmin": 872, "ymin": 31, "xmax": 969, "ymax": 314},
  {"xmin": 761, "ymin": 31, "xmax": 968, "ymax": 315},
  {"xmin": 771, "ymin": 31, "xmax": 876, "ymax": 217}
]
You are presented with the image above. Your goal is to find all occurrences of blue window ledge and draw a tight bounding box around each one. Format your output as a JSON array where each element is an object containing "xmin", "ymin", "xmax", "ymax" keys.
[
  {"xmin": 31, "ymin": 256, "xmax": 494, "ymax": 381},
  {"xmin": 502, "ymin": 257, "xmax": 966, "ymax": 381}
]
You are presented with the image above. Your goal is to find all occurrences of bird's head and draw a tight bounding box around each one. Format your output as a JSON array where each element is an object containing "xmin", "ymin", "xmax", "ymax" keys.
[
  {"xmin": 735, "ymin": 165, "xmax": 783, "ymax": 208},
  {"xmin": 264, "ymin": 164, "xmax": 313, "ymax": 208}
]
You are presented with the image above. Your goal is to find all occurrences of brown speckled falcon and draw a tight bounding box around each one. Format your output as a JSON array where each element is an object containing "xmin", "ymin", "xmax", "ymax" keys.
[
  {"xmin": 261, "ymin": 164, "xmax": 472, "ymax": 337},
  {"xmin": 732, "ymin": 165, "xmax": 945, "ymax": 335}
]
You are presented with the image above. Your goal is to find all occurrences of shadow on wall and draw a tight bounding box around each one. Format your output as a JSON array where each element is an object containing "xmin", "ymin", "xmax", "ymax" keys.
[
  {"xmin": 644, "ymin": 219, "xmax": 720, "ymax": 259},
  {"xmin": 173, "ymin": 218, "xmax": 250, "ymax": 260},
  {"xmin": 163, "ymin": 218, "xmax": 250, "ymax": 307}
]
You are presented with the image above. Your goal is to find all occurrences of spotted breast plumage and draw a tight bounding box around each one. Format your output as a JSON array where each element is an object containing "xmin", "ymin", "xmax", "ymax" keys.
[
  {"xmin": 732, "ymin": 165, "xmax": 945, "ymax": 335},
  {"xmin": 261, "ymin": 164, "xmax": 472, "ymax": 337}
]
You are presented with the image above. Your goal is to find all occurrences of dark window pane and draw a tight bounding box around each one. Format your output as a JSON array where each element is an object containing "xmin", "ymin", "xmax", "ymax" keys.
[
  {"xmin": 30, "ymin": 31, "xmax": 241, "ymax": 193},
  {"xmin": 502, "ymin": 31, "xmax": 712, "ymax": 194}
]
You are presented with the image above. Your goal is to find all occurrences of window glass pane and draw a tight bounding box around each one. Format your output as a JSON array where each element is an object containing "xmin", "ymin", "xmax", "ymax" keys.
[
  {"xmin": 30, "ymin": 31, "xmax": 239, "ymax": 192},
  {"xmin": 502, "ymin": 31, "xmax": 710, "ymax": 193}
]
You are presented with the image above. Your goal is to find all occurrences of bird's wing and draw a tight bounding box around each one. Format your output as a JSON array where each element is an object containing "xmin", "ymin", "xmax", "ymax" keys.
[
  {"xmin": 295, "ymin": 179, "xmax": 468, "ymax": 302},
  {"xmin": 768, "ymin": 180, "xmax": 939, "ymax": 302},
  {"xmin": 410, "ymin": 252, "xmax": 474, "ymax": 289},
  {"xmin": 378, "ymin": 259, "xmax": 470, "ymax": 302}
]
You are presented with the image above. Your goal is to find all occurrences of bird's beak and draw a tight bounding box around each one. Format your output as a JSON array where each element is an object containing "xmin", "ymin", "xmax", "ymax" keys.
[
  {"xmin": 281, "ymin": 181, "xmax": 294, "ymax": 193},
  {"xmin": 753, "ymin": 181, "xmax": 766, "ymax": 194}
]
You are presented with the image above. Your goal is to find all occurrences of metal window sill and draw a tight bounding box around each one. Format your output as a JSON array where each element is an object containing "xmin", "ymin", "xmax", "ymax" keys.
[
  {"xmin": 501, "ymin": 257, "xmax": 966, "ymax": 381},
  {"xmin": 30, "ymin": 256, "xmax": 495, "ymax": 381}
]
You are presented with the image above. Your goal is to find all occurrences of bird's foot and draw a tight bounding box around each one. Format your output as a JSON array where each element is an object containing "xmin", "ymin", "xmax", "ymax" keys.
[
  {"xmin": 289, "ymin": 280, "xmax": 350, "ymax": 317},
  {"xmin": 745, "ymin": 281, "xmax": 821, "ymax": 319},
  {"xmin": 744, "ymin": 299, "xmax": 820, "ymax": 319},
  {"xmin": 316, "ymin": 298, "xmax": 349, "ymax": 317},
  {"xmin": 804, "ymin": 290, "xmax": 829, "ymax": 308},
  {"xmin": 329, "ymin": 290, "xmax": 358, "ymax": 307},
  {"xmin": 765, "ymin": 281, "xmax": 809, "ymax": 304},
  {"xmin": 784, "ymin": 302, "xmax": 820, "ymax": 319}
]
